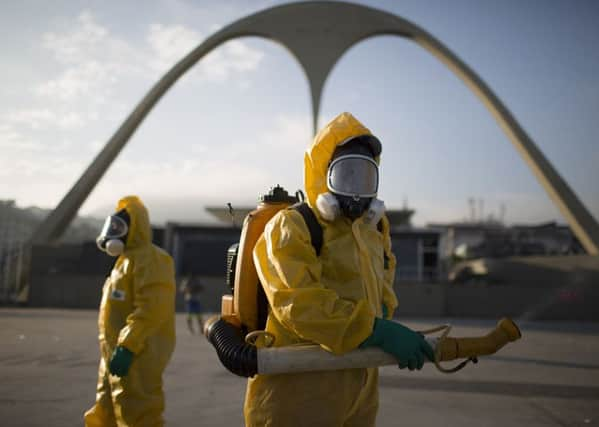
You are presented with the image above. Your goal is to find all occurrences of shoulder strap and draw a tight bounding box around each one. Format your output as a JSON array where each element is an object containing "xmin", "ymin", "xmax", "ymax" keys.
[
  {"xmin": 377, "ymin": 218, "xmax": 390, "ymax": 270},
  {"xmin": 291, "ymin": 202, "xmax": 323, "ymax": 256},
  {"xmin": 289, "ymin": 204, "xmax": 386, "ymax": 264}
]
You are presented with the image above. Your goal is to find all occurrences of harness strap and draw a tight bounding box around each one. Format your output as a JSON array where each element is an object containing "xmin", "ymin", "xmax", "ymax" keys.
[{"xmin": 291, "ymin": 202, "xmax": 323, "ymax": 256}]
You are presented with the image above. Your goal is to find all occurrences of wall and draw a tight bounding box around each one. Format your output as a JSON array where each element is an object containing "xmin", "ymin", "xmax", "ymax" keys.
[
  {"xmin": 28, "ymin": 273, "xmax": 599, "ymax": 321},
  {"xmin": 393, "ymin": 282, "xmax": 599, "ymax": 321},
  {"xmin": 29, "ymin": 274, "xmax": 105, "ymax": 309},
  {"xmin": 26, "ymin": 242, "xmax": 599, "ymax": 321},
  {"xmin": 29, "ymin": 273, "xmax": 227, "ymax": 313}
]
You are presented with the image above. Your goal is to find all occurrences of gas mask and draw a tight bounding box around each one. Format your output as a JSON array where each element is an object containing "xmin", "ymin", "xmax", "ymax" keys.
[
  {"xmin": 315, "ymin": 135, "xmax": 385, "ymax": 223},
  {"xmin": 96, "ymin": 209, "xmax": 130, "ymax": 257}
]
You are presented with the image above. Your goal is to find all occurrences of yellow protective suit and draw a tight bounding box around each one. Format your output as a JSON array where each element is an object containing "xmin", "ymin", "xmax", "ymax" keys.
[
  {"xmin": 244, "ymin": 112, "xmax": 399, "ymax": 426},
  {"xmin": 84, "ymin": 196, "xmax": 176, "ymax": 427}
]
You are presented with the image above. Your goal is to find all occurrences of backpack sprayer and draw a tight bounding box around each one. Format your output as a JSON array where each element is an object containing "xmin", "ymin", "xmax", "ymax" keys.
[{"xmin": 204, "ymin": 185, "xmax": 522, "ymax": 377}]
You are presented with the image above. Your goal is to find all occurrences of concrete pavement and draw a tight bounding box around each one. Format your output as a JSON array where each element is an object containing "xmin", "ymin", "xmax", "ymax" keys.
[{"xmin": 0, "ymin": 309, "xmax": 598, "ymax": 426}]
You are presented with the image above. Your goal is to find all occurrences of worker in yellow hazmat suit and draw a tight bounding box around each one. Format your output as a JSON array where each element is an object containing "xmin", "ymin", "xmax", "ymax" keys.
[
  {"xmin": 84, "ymin": 195, "xmax": 176, "ymax": 427},
  {"xmin": 244, "ymin": 112, "xmax": 434, "ymax": 426}
]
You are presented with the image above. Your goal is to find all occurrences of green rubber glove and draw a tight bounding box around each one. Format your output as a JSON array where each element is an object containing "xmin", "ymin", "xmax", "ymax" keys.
[
  {"xmin": 109, "ymin": 346, "xmax": 134, "ymax": 377},
  {"xmin": 382, "ymin": 304, "xmax": 389, "ymax": 319},
  {"xmin": 360, "ymin": 318, "xmax": 434, "ymax": 371}
]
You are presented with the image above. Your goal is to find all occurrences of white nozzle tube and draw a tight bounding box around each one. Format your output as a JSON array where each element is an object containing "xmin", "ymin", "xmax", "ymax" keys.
[{"xmin": 257, "ymin": 339, "xmax": 439, "ymax": 375}]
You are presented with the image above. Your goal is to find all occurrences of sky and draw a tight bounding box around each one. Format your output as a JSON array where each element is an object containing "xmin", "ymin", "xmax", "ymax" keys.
[{"xmin": 1, "ymin": 0, "xmax": 598, "ymax": 227}]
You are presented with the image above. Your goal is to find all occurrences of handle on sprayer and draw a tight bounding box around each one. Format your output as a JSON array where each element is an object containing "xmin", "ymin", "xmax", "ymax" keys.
[
  {"xmin": 434, "ymin": 318, "xmax": 521, "ymax": 360},
  {"xmin": 424, "ymin": 317, "xmax": 521, "ymax": 373}
]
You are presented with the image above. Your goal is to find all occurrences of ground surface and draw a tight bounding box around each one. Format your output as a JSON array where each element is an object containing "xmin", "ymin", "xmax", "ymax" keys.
[{"xmin": 0, "ymin": 308, "xmax": 598, "ymax": 426}]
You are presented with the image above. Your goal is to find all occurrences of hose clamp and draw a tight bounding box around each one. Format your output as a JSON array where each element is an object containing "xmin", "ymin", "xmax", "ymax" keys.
[{"xmin": 245, "ymin": 330, "xmax": 276, "ymax": 348}]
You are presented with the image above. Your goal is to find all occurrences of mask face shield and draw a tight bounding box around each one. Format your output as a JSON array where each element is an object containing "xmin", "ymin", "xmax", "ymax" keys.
[
  {"xmin": 327, "ymin": 154, "xmax": 379, "ymax": 198},
  {"xmin": 96, "ymin": 210, "xmax": 129, "ymax": 254},
  {"xmin": 99, "ymin": 214, "xmax": 128, "ymax": 240}
]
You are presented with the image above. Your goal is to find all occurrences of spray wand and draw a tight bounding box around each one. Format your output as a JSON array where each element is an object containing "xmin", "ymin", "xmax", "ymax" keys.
[{"xmin": 204, "ymin": 316, "xmax": 521, "ymax": 377}]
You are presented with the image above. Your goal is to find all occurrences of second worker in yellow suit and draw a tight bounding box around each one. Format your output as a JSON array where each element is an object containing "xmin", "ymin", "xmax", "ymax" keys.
[
  {"xmin": 84, "ymin": 195, "xmax": 176, "ymax": 427},
  {"xmin": 244, "ymin": 112, "xmax": 434, "ymax": 426}
]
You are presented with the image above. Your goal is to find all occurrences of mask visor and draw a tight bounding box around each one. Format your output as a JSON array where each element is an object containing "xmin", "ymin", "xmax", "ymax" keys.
[
  {"xmin": 98, "ymin": 214, "xmax": 128, "ymax": 240},
  {"xmin": 327, "ymin": 155, "xmax": 379, "ymax": 198}
]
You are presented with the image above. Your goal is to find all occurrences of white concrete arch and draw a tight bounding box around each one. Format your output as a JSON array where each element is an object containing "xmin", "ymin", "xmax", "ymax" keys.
[{"xmin": 32, "ymin": 1, "xmax": 599, "ymax": 254}]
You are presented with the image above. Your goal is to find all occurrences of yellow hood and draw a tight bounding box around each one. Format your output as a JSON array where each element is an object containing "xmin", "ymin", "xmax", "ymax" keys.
[
  {"xmin": 116, "ymin": 195, "xmax": 152, "ymax": 249},
  {"xmin": 304, "ymin": 112, "xmax": 379, "ymax": 208}
]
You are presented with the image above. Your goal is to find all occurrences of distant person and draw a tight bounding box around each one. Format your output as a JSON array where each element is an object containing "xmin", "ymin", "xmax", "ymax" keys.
[
  {"xmin": 84, "ymin": 195, "xmax": 176, "ymax": 427},
  {"xmin": 179, "ymin": 275, "xmax": 204, "ymax": 334}
]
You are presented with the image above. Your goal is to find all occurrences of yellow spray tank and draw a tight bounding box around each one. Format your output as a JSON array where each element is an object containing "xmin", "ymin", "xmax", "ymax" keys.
[{"xmin": 220, "ymin": 185, "xmax": 299, "ymax": 332}]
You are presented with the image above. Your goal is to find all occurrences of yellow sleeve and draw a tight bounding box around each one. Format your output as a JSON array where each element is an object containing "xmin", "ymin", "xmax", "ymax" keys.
[
  {"xmin": 118, "ymin": 248, "xmax": 176, "ymax": 354},
  {"xmin": 380, "ymin": 215, "xmax": 399, "ymax": 319},
  {"xmin": 253, "ymin": 210, "xmax": 375, "ymax": 355}
]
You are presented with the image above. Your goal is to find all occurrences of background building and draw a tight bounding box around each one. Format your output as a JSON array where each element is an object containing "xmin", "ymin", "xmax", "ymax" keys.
[
  {"xmin": 0, "ymin": 200, "xmax": 102, "ymax": 303},
  {"xmin": 13, "ymin": 201, "xmax": 598, "ymax": 321},
  {"xmin": 429, "ymin": 220, "xmax": 584, "ymax": 261}
]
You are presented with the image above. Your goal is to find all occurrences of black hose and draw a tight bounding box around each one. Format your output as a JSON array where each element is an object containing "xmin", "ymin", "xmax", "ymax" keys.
[{"xmin": 205, "ymin": 318, "xmax": 258, "ymax": 377}]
